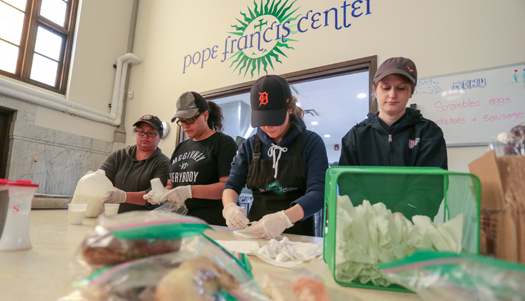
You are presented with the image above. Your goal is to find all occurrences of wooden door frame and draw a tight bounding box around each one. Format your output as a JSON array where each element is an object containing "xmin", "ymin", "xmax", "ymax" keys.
[{"xmin": 0, "ymin": 107, "xmax": 15, "ymax": 179}]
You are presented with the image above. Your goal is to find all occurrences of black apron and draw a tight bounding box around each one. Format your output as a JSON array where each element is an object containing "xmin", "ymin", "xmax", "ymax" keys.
[{"xmin": 246, "ymin": 134, "xmax": 315, "ymax": 236}]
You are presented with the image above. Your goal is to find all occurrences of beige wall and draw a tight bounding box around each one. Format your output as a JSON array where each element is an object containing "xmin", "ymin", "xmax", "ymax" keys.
[{"xmin": 128, "ymin": 0, "xmax": 525, "ymax": 172}]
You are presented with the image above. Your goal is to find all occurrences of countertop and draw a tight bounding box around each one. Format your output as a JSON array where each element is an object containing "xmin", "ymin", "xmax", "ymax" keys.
[{"xmin": 0, "ymin": 210, "xmax": 421, "ymax": 301}]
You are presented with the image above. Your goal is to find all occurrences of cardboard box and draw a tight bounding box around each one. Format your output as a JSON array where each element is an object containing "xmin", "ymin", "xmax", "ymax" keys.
[{"xmin": 468, "ymin": 150, "xmax": 525, "ymax": 263}]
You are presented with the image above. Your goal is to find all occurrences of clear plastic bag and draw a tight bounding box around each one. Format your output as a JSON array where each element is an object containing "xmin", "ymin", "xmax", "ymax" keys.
[
  {"xmin": 256, "ymin": 269, "xmax": 330, "ymax": 301},
  {"xmin": 65, "ymin": 211, "xmax": 268, "ymax": 301},
  {"xmin": 152, "ymin": 201, "xmax": 188, "ymax": 215},
  {"xmin": 489, "ymin": 122, "xmax": 525, "ymax": 157},
  {"xmin": 85, "ymin": 211, "xmax": 210, "ymax": 268},
  {"xmin": 75, "ymin": 237, "xmax": 254, "ymax": 301},
  {"xmin": 69, "ymin": 211, "xmax": 211, "ymax": 284},
  {"xmin": 379, "ymin": 250, "xmax": 525, "ymax": 301}
]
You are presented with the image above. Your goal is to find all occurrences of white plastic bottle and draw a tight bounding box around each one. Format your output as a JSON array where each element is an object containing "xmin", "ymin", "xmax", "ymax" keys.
[
  {"xmin": 71, "ymin": 169, "xmax": 113, "ymax": 217},
  {"xmin": 150, "ymin": 178, "xmax": 165, "ymax": 204}
]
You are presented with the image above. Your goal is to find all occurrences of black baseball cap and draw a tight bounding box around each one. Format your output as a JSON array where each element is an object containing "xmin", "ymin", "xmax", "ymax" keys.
[
  {"xmin": 171, "ymin": 91, "xmax": 209, "ymax": 122},
  {"xmin": 133, "ymin": 114, "xmax": 163, "ymax": 136},
  {"xmin": 373, "ymin": 57, "xmax": 418, "ymax": 84},
  {"xmin": 250, "ymin": 75, "xmax": 292, "ymax": 127}
]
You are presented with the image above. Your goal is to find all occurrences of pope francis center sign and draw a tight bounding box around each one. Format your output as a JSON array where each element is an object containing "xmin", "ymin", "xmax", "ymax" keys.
[{"xmin": 181, "ymin": 0, "xmax": 372, "ymax": 78}]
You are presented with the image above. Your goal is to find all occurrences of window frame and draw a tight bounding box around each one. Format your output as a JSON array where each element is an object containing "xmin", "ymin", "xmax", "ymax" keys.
[
  {"xmin": 178, "ymin": 55, "xmax": 377, "ymax": 144},
  {"xmin": 0, "ymin": 0, "xmax": 79, "ymax": 94}
]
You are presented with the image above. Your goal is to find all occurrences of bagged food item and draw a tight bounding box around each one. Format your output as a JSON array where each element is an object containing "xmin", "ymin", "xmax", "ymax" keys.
[
  {"xmin": 71, "ymin": 170, "xmax": 113, "ymax": 217},
  {"xmin": 70, "ymin": 211, "xmax": 211, "ymax": 276},
  {"xmin": 80, "ymin": 226, "xmax": 182, "ymax": 266},
  {"xmin": 67, "ymin": 211, "xmax": 265, "ymax": 301},
  {"xmin": 78, "ymin": 253, "xmax": 247, "ymax": 301},
  {"xmin": 490, "ymin": 122, "xmax": 525, "ymax": 156},
  {"xmin": 258, "ymin": 269, "xmax": 330, "ymax": 301},
  {"xmin": 379, "ymin": 250, "xmax": 525, "ymax": 301}
]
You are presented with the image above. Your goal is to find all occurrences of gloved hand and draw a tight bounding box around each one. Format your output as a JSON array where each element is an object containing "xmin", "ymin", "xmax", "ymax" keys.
[
  {"xmin": 248, "ymin": 211, "xmax": 293, "ymax": 239},
  {"xmin": 143, "ymin": 188, "xmax": 168, "ymax": 205},
  {"xmin": 222, "ymin": 203, "xmax": 249, "ymax": 229},
  {"xmin": 159, "ymin": 186, "xmax": 192, "ymax": 204},
  {"xmin": 102, "ymin": 187, "xmax": 127, "ymax": 204}
]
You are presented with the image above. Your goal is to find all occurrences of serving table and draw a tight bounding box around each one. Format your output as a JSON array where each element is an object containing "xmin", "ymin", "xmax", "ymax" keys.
[{"xmin": 0, "ymin": 210, "xmax": 421, "ymax": 301}]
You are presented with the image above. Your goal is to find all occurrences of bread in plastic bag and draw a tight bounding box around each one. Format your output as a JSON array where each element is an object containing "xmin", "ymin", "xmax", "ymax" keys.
[
  {"xmin": 64, "ymin": 211, "xmax": 270, "ymax": 301},
  {"xmin": 258, "ymin": 269, "xmax": 330, "ymax": 301},
  {"xmin": 72, "ymin": 211, "xmax": 208, "ymax": 271}
]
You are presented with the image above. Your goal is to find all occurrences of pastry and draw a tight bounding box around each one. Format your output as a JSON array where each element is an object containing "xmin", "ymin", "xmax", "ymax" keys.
[
  {"xmin": 155, "ymin": 257, "xmax": 240, "ymax": 301},
  {"xmin": 81, "ymin": 227, "xmax": 181, "ymax": 266}
]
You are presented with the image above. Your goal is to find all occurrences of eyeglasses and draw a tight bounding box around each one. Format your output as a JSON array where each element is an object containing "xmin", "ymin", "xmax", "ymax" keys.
[
  {"xmin": 176, "ymin": 112, "xmax": 203, "ymax": 126},
  {"xmin": 134, "ymin": 130, "xmax": 160, "ymax": 138}
]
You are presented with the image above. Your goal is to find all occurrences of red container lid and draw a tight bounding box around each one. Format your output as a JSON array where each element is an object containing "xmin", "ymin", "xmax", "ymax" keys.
[
  {"xmin": 0, "ymin": 179, "xmax": 12, "ymax": 185},
  {"xmin": 7, "ymin": 180, "xmax": 39, "ymax": 187}
]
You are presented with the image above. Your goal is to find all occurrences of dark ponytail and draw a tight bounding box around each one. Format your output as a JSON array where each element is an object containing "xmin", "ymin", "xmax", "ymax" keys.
[{"xmin": 201, "ymin": 101, "xmax": 224, "ymax": 132}]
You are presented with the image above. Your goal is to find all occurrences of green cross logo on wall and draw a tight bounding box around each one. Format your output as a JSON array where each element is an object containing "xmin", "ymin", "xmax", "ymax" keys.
[{"xmin": 227, "ymin": 0, "xmax": 300, "ymax": 78}]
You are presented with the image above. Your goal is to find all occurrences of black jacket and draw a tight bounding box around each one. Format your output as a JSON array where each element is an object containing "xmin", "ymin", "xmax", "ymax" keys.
[
  {"xmin": 339, "ymin": 108, "xmax": 447, "ymax": 169},
  {"xmin": 338, "ymin": 108, "xmax": 447, "ymax": 220}
]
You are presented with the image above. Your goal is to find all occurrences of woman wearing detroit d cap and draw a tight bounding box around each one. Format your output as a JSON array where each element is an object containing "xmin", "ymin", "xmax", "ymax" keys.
[
  {"xmin": 222, "ymin": 75, "xmax": 329, "ymax": 238},
  {"xmin": 144, "ymin": 91, "xmax": 238, "ymax": 225},
  {"xmin": 339, "ymin": 57, "xmax": 447, "ymax": 219},
  {"xmin": 100, "ymin": 114, "xmax": 170, "ymax": 213}
]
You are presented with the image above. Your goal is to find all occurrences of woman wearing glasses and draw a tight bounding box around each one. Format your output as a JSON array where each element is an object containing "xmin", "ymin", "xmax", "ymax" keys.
[
  {"xmin": 100, "ymin": 114, "xmax": 170, "ymax": 213},
  {"xmin": 147, "ymin": 91, "xmax": 237, "ymax": 225}
]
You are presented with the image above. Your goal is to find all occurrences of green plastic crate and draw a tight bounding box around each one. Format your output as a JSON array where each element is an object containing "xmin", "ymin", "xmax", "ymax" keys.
[{"xmin": 323, "ymin": 166, "xmax": 481, "ymax": 292}]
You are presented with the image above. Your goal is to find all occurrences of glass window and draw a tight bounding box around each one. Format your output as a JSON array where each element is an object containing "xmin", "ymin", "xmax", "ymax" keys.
[
  {"xmin": 0, "ymin": 1, "xmax": 25, "ymax": 45},
  {"xmin": 34, "ymin": 26, "xmax": 63, "ymax": 61},
  {"xmin": 0, "ymin": 40, "xmax": 19, "ymax": 73},
  {"xmin": 30, "ymin": 53, "xmax": 58, "ymax": 86},
  {"xmin": 40, "ymin": 0, "xmax": 67, "ymax": 26},
  {"xmin": 4, "ymin": 0, "xmax": 26, "ymax": 10},
  {"xmin": 0, "ymin": 0, "xmax": 78, "ymax": 93}
]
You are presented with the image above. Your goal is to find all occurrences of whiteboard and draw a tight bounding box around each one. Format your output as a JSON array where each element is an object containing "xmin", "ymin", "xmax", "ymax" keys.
[{"xmin": 409, "ymin": 63, "xmax": 525, "ymax": 146}]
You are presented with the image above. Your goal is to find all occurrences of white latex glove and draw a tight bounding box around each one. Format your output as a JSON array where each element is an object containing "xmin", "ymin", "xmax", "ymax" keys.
[
  {"xmin": 102, "ymin": 187, "xmax": 127, "ymax": 204},
  {"xmin": 159, "ymin": 186, "xmax": 192, "ymax": 204},
  {"xmin": 248, "ymin": 211, "xmax": 293, "ymax": 239},
  {"xmin": 143, "ymin": 188, "xmax": 167, "ymax": 205},
  {"xmin": 222, "ymin": 203, "xmax": 249, "ymax": 229}
]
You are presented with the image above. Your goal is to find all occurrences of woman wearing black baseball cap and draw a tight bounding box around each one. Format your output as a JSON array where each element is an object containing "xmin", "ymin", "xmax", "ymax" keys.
[
  {"xmin": 143, "ymin": 91, "xmax": 238, "ymax": 226},
  {"xmin": 222, "ymin": 75, "xmax": 329, "ymax": 238},
  {"xmin": 338, "ymin": 57, "xmax": 448, "ymax": 219},
  {"xmin": 99, "ymin": 114, "xmax": 170, "ymax": 213}
]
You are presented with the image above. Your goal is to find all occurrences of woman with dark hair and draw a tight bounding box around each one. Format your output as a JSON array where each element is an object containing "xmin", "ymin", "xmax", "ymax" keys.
[
  {"xmin": 145, "ymin": 91, "xmax": 237, "ymax": 225},
  {"xmin": 100, "ymin": 114, "xmax": 170, "ymax": 213},
  {"xmin": 222, "ymin": 75, "xmax": 328, "ymax": 238}
]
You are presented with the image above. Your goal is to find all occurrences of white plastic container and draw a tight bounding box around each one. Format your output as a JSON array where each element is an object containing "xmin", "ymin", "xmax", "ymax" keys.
[
  {"xmin": 0, "ymin": 179, "xmax": 39, "ymax": 251},
  {"xmin": 71, "ymin": 169, "xmax": 113, "ymax": 217},
  {"xmin": 104, "ymin": 203, "xmax": 120, "ymax": 216},
  {"xmin": 68, "ymin": 203, "xmax": 87, "ymax": 225},
  {"xmin": 149, "ymin": 178, "xmax": 165, "ymax": 204}
]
